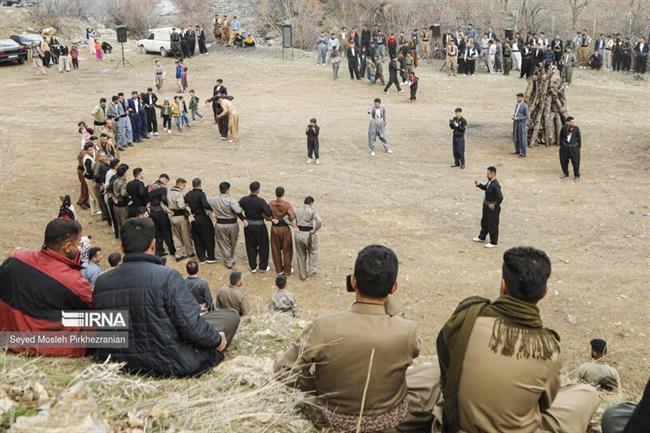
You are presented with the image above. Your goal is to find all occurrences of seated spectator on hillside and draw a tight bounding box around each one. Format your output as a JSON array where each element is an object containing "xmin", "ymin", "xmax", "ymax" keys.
[
  {"xmin": 244, "ymin": 33, "xmax": 256, "ymax": 48},
  {"xmin": 185, "ymin": 260, "xmax": 214, "ymax": 315},
  {"xmin": 274, "ymin": 245, "xmax": 436, "ymax": 432},
  {"xmin": 269, "ymin": 275, "xmax": 297, "ymax": 317},
  {"xmin": 588, "ymin": 50, "xmax": 603, "ymax": 70},
  {"xmin": 234, "ymin": 33, "xmax": 245, "ymax": 48},
  {"xmin": 107, "ymin": 252, "xmax": 121, "ymax": 268},
  {"xmin": 437, "ymin": 246, "xmax": 599, "ymax": 433},
  {"xmin": 215, "ymin": 271, "xmax": 250, "ymax": 316},
  {"xmin": 81, "ymin": 246, "xmax": 103, "ymax": 287},
  {"xmin": 601, "ymin": 378, "xmax": 650, "ymax": 433},
  {"xmin": 576, "ymin": 338, "xmax": 620, "ymax": 390},
  {"xmin": 58, "ymin": 195, "xmax": 77, "ymax": 220},
  {"xmin": 101, "ymin": 41, "xmax": 112, "ymax": 54},
  {"xmin": 0, "ymin": 219, "xmax": 92, "ymax": 357},
  {"xmin": 93, "ymin": 218, "xmax": 240, "ymax": 377}
]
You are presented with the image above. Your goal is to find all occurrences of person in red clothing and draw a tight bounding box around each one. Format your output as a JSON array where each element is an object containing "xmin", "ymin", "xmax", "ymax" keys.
[
  {"xmin": 0, "ymin": 219, "xmax": 92, "ymax": 357},
  {"xmin": 387, "ymin": 32, "xmax": 398, "ymax": 58}
]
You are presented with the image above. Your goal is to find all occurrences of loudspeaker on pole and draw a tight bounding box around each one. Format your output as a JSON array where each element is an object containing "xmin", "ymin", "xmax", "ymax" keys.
[{"xmin": 116, "ymin": 25, "xmax": 127, "ymax": 43}]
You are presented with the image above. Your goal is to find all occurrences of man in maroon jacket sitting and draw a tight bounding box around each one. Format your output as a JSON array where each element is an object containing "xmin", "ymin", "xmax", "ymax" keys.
[{"xmin": 0, "ymin": 219, "xmax": 92, "ymax": 357}]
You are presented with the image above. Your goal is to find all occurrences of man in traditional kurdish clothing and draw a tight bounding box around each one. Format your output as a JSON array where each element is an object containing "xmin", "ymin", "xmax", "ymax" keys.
[
  {"xmin": 268, "ymin": 186, "xmax": 295, "ymax": 276},
  {"xmin": 436, "ymin": 246, "xmax": 599, "ymax": 433},
  {"xmin": 275, "ymin": 245, "xmax": 439, "ymax": 433},
  {"xmin": 167, "ymin": 178, "xmax": 195, "ymax": 261},
  {"xmin": 576, "ymin": 338, "xmax": 620, "ymax": 390},
  {"xmin": 368, "ymin": 98, "xmax": 393, "ymax": 157},
  {"xmin": 208, "ymin": 181, "xmax": 245, "ymax": 269},
  {"xmin": 293, "ymin": 196, "xmax": 321, "ymax": 280},
  {"xmin": 512, "ymin": 92, "xmax": 529, "ymax": 157}
]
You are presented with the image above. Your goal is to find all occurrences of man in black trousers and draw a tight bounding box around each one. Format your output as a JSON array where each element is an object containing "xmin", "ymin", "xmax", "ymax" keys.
[
  {"xmin": 143, "ymin": 87, "xmax": 159, "ymax": 136},
  {"xmin": 148, "ymin": 173, "xmax": 176, "ymax": 257},
  {"xmin": 559, "ymin": 116, "xmax": 582, "ymax": 182},
  {"xmin": 473, "ymin": 166, "xmax": 503, "ymax": 249},
  {"xmin": 449, "ymin": 107, "xmax": 467, "ymax": 168},
  {"xmin": 347, "ymin": 42, "xmax": 361, "ymax": 80},
  {"xmin": 239, "ymin": 181, "xmax": 272, "ymax": 273},
  {"xmin": 185, "ymin": 178, "xmax": 217, "ymax": 264}
]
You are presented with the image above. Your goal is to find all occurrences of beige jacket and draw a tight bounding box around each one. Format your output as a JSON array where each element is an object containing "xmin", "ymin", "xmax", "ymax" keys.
[
  {"xmin": 457, "ymin": 316, "xmax": 563, "ymax": 433},
  {"xmin": 215, "ymin": 285, "xmax": 250, "ymax": 316},
  {"xmin": 274, "ymin": 302, "xmax": 420, "ymax": 416}
]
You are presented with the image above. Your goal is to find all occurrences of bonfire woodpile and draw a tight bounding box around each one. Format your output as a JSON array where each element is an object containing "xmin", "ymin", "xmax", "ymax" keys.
[{"xmin": 525, "ymin": 64, "xmax": 569, "ymax": 147}]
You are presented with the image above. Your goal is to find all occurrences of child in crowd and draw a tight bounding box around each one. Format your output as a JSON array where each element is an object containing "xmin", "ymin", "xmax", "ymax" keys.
[
  {"xmin": 78, "ymin": 121, "xmax": 94, "ymax": 149},
  {"xmin": 179, "ymin": 96, "xmax": 192, "ymax": 127},
  {"xmin": 306, "ymin": 118, "xmax": 320, "ymax": 164},
  {"xmin": 107, "ymin": 252, "xmax": 122, "ymax": 268},
  {"xmin": 269, "ymin": 275, "xmax": 298, "ymax": 317},
  {"xmin": 57, "ymin": 195, "xmax": 76, "ymax": 220},
  {"xmin": 408, "ymin": 70, "xmax": 419, "ymax": 102},
  {"xmin": 172, "ymin": 96, "xmax": 183, "ymax": 132},
  {"xmin": 181, "ymin": 66, "xmax": 189, "ymax": 92},
  {"xmin": 94, "ymin": 39, "xmax": 103, "ymax": 61},
  {"xmin": 188, "ymin": 90, "xmax": 204, "ymax": 121},
  {"xmin": 185, "ymin": 260, "xmax": 214, "ymax": 315},
  {"xmin": 70, "ymin": 44, "xmax": 79, "ymax": 69},
  {"xmin": 160, "ymin": 98, "xmax": 172, "ymax": 134}
]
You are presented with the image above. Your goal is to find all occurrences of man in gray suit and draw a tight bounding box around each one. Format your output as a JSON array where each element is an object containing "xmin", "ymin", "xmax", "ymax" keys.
[
  {"xmin": 368, "ymin": 98, "xmax": 393, "ymax": 157},
  {"xmin": 512, "ymin": 93, "xmax": 529, "ymax": 157}
]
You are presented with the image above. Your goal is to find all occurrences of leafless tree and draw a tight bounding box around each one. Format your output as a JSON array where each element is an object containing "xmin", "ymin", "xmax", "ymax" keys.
[
  {"xmin": 566, "ymin": 0, "xmax": 590, "ymax": 30},
  {"xmin": 109, "ymin": 0, "xmax": 160, "ymax": 38},
  {"xmin": 257, "ymin": 0, "xmax": 324, "ymax": 49},
  {"xmin": 172, "ymin": 0, "xmax": 215, "ymax": 40}
]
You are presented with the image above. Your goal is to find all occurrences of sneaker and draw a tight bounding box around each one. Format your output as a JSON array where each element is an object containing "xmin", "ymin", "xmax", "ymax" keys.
[
  {"xmin": 227, "ymin": 139, "xmax": 233, "ymax": 143},
  {"xmin": 315, "ymin": 159, "xmax": 320, "ymax": 165},
  {"xmin": 206, "ymin": 259, "xmax": 218, "ymax": 264},
  {"xmin": 472, "ymin": 237, "xmax": 484, "ymax": 242},
  {"xmin": 383, "ymin": 91, "xmax": 388, "ymax": 94},
  {"xmin": 277, "ymin": 272, "xmax": 285, "ymax": 277},
  {"xmin": 93, "ymin": 211, "xmax": 103, "ymax": 216},
  {"xmin": 200, "ymin": 260, "xmax": 207, "ymax": 264},
  {"xmin": 154, "ymin": 132, "xmax": 159, "ymax": 136},
  {"xmin": 559, "ymin": 174, "xmax": 569, "ymax": 179},
  {"xmin": 484, "ymin": 243, "xmax": 498, "ymax": 248},
  {"xmin": 220, "ymin": 137, "xmax": 227, "ymax": 140},
  {"xmin": 258, "ymin": 266, "xmax": 270, "ymax": 273},
  {"xmin": 386, "ymin": 149, "xmax": 393, "ymax": 154},
  {"xmin": 251, "ymin": 267, "xmax": 257, "ymax": 273},
  {"xmin": 167, "ymin": 130, "xmax": 171, "ymax": 134},
  {"xmin": 306, "ymin": 159, "xmax": 312, "ymax": 164},
  {"xmin": 460, "ymin": 164, "xmax": 465, "ymax": 169},
  {"xmin": 370, "ymin": 151, "xmax": 376, "ymax": 156}
]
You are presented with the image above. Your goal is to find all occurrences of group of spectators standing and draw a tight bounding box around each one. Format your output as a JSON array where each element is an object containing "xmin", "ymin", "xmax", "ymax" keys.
[
  {"xmin": 169, "ymin": 25, "xmax": 209, "ymax": 59},
  {"xmin": 317, "ymin": 25, "xmax": 421, "ymax": 100},
  {"xmin": 212, "ymin": 14, "xmax": 256, "ymax": 48}
]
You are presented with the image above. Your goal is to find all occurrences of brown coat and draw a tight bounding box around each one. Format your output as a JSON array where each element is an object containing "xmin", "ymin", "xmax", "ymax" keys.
[
  {"xmin": 215, "ymin": 285, "xmax": 250, "ymax": 316},
  {"xmin": 274, "ymin": 302, "xmax": 420, "ymax": 416}
]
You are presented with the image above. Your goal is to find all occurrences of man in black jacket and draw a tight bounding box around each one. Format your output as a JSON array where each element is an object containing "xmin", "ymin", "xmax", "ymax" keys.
[
  {"xmin": 473, "ymin": 166, "xmax": 503, "ymax": 248},
  {"xmin": 360, "ymin": 25, "xmax": 371, "ymax": 51},
  {"xmin": 148, "ymin": 173, "xmax": 176, "ymax": 257},
  {"xmin": 94, "ymin": 218, "xmax": 240, "ymax": 377},
  {"xmin": 126, "ymin": 167, "xmax": 148, "ymax": 217},
  {"xmin": 449, "ymin": 107, "xmax": 467, "ymax": 169},
  {"xmin": 559, "ymin": 116, "xmax": 582, "ymax": 181},
  {"xmin": 347, "ymin": 43, "xmax": 361, "ymax": 80},
  {"xmin": 185, "ymin": 178, "xmax": 217, "ymax": 264},
  {"xmin": 239, "ymin": 181, "xmax": 272, "ymax": 272},
  {"xmin": 143, "ymin": 88, "xmax": 158, "ymax": 137}
]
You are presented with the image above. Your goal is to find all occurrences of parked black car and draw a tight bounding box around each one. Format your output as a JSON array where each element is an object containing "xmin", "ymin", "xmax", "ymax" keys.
[
  {"xmin": 9, "ymin": 33, "xmax": 41, "ymax": 47},
  {"xmin": 0, "ymin": 39, "xmax": 27, "ymax": 64}
]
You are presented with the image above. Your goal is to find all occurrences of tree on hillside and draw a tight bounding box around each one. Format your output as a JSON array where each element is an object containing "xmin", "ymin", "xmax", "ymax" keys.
[{"xmin": 566, "ymin": 0, "xmax": 590, "ymax": 30}]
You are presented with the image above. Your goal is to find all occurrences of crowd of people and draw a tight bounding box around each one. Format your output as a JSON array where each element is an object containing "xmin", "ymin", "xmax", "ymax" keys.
[
  {"xmin": 0, "ymin": 14, "xmax": 648, "ymax": 433},
  {"xmin": 212, "ymin": 14, "xmax": 256, "ymax": 48}
]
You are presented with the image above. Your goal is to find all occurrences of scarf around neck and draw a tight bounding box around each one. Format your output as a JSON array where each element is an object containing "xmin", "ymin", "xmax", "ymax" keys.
[{"xmin": 436, "ymin": 295, "xmax": 561, "ymax": 433}]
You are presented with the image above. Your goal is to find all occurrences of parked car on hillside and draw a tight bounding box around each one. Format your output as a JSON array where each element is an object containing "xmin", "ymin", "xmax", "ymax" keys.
[
  {"xmin": 0, "ymin": 38, "xmax": 27, "ymax": 64},
  {"xmin": 137, "ymin": 28, "xmax": 173, "ymax": 57},
  {"xmin": 9, "ymin": 33, "xmax": 41, "ymax": 47}
]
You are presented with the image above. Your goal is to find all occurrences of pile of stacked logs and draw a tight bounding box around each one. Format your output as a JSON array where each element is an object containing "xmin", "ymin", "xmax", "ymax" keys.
[{"xmin": 524, "ymin": 64, "xmax": 568, "ymax": 147}]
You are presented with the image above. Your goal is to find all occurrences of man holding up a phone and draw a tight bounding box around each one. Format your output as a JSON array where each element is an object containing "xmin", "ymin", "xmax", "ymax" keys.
[{"xmin": 274, "ymin": 245, "xmax": 442, "ymax": 432}]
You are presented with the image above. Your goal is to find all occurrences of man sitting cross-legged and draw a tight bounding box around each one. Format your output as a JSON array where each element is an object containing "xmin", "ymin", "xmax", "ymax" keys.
[
  {"xmin": 275, "ymin": 245, "xmax": 441, "ymax": 433},
  {"xmin": 436, "ymin": 246, "xmax": 600, "ymax": 433},
  {"xmin": 93, "ymin": 218, "xmax": 240, "ymax": 377}
]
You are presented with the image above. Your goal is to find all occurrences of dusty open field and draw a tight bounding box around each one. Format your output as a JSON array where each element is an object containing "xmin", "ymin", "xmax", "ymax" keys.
[{"xmin": 0, "ymin": 41, "xmax": 648, "ymax": 398}]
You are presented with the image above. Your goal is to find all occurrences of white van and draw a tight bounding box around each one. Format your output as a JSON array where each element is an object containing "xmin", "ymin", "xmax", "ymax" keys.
[{"xmin": 137, "ymin": 28, "xmax": 173, "ymax": 56}]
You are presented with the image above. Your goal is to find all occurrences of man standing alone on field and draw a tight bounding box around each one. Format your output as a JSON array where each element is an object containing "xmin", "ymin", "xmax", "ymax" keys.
[
  {"xmin": 449, "ymin": 107, "xmax": 467, "ymax": 168},
  {"xmin": 473, "ymin": 166, "xmax": 503, "ymax": 248},
  {"xmin": 367, "ymin": 98, "xmax": 393, "ymax": 157},
  {"xmin": 559, "ymin": 116, "xmax": 582, "ymax": 182},
  {"xmin": 512, "ymin": 93, "xmax": 529, "ymax": 157}
]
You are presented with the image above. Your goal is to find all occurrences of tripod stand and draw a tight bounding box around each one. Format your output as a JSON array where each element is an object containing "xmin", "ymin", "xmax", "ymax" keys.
[{"xmin": 117, "ymin": 42, "xmax": 133, "ymax": 68}]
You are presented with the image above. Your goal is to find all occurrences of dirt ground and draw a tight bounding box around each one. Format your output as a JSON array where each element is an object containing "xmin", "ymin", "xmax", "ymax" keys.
[{"xmin": 0, "ymin": 42, "xmax": 648, "ymax": 398}]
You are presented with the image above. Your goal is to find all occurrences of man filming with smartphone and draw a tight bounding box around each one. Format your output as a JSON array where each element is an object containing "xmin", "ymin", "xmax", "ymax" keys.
[{"xmin": 274, "ymin": 244, "xmax": 442, "ymax": 432}]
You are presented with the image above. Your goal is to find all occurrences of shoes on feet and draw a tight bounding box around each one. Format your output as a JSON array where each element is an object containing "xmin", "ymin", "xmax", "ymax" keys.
[
  {"xmin": 450, "ymin": 164, "xmax": 460, "ymax": 167},
  {"xmin": 472, "ymin": 237, "xmax": 484, "ymax": 242},
  {"xmin": 460, "ymin": 164, "xmax": 465, "ymax": 169},
  {"xmin": 306, "ymin": 159, "xmax": 312, "ymax": 164},
  {"xmin": 386, "ymin": 149, "xmax": 393, "ymax": 154},
  {"xmin": 370, "ymin": 151, "xmax": 376, "ymax": 156},
  {"xmin": 315, "ymin": 159, "xmax": 320, "ymax": 165},
  {"xmin": 484, "ymin": 243, "xmax": 498, "ymax": 248},
  {"xmin": 574, "ymin": 177, "xmax": 580, "ymax": 182},
  {"xmin": 560, "ymin": 174, "xmax": 569, "ymax": 179}
]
